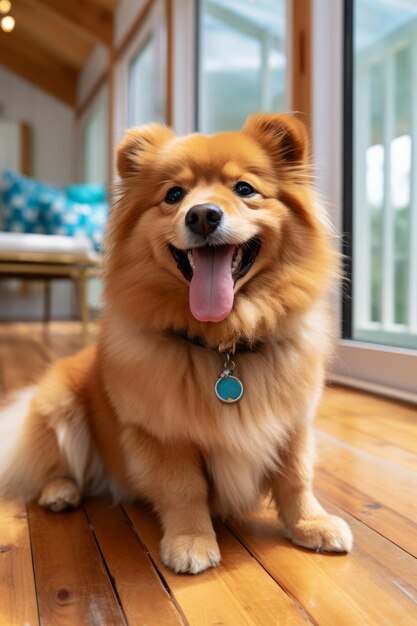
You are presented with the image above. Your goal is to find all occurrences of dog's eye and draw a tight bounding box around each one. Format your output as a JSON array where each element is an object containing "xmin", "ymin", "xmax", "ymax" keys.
[
  {"xmin": 165, "ymin": 186, "xmax": 185, "ymax": 204},
  {"xmin": 234, "ymin": 181, "xmax": 256, "ymax": 197}
]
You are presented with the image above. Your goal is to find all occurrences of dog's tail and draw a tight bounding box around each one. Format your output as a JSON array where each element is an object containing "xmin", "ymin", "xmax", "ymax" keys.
[
  {"xmin": 0, "ymin": 386, "xmax": 37, "ymax": 498},
  {"xmin": 0, "ymin": 365, "xmax": 118, "ymax": 503}
]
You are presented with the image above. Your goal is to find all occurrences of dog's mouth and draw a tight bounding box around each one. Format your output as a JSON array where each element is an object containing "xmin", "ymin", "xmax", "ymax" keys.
[{"xmin": 169, "ymin": 237, "xmax": 261, "ymax": 323}]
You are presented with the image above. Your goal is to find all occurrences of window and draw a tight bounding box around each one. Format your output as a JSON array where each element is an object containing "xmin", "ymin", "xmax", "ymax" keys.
[
  {"xmin": 128, "ymin": 32, "xmax": 166, "ymax": 126},
  {"xmin": 198, "ymin": 0, "xmax": 287, "ymax": 133},
  {"xmin": 347, "ymin": 0, "xmax": 417, "ymax": 350},
  {"xmin": 312, "ymin": 0, "xmax": 417, "ymax": 399},
  {"xmin": 79, "ymin": 89, "xmax": 108, "ymax": 184},
  {"xmin": 113, "ymin": 0, "xmax": 167, "ymax": 164}
]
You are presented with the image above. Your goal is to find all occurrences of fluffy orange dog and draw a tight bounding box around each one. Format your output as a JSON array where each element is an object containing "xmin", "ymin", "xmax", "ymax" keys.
[{"xmin": 0, "ymin": 113, "xmax": 352, "ymax": 573}]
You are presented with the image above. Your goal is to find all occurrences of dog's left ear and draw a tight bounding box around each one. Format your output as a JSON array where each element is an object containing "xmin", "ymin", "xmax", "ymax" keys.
[
  {"xmin": 117, "ymin": 123, "xmax": 175, "ymax": 178},
  {"xmin": 243, "ymin": 113, "xmax": 309, "ymax": 165}
]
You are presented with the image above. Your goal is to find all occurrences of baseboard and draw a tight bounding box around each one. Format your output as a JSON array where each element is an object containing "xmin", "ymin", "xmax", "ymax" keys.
[{"xmin": 328, "ymin": 373, "xmax": 417, "ymax": 406}]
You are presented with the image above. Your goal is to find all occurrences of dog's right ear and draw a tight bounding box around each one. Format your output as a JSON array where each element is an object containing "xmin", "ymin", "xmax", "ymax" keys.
[
  {"xmin": 117, "ymin": 124, "xmax": 175, "ymax": 178},
  {"xmin": 243, "ymin": 113, "xmax": 309, "ymax": 166}
]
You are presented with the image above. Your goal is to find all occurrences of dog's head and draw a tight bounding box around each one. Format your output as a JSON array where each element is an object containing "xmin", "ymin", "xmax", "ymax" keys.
[{"xmin": 105, "ymin": 114, "xmax": 336, "ymax": 345}]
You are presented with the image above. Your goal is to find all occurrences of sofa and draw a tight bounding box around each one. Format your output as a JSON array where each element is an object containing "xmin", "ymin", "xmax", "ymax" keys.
[{"xmin": 0, "ymin": 169, "xmax": 108, "ymax": 337}]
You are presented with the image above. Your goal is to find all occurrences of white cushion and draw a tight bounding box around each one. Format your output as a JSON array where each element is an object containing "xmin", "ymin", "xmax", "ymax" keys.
[{"xmin": 0, "ymin": 232, "xmax": 98, "ymax": 260}]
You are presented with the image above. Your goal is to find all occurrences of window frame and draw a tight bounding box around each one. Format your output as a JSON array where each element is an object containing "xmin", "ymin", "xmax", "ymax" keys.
[
  {"xmin": 342, "ymin": 0, "xmax": 354, "ymax": 341},
  {"xmin": 113, "ymin": 0, "xmax": 168, "ymax": 169}
]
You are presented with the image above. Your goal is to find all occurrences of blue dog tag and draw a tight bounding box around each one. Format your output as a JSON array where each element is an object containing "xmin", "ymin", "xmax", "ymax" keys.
[{"xmin": 215, "ymin": 375, "xmax": 244, "ymax": 403}]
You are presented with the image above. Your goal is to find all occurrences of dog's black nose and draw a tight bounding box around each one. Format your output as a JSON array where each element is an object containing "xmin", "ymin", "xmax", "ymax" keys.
[{"xmin": 185, "ymin": 204, "xmax": 223, "ymax": 238}]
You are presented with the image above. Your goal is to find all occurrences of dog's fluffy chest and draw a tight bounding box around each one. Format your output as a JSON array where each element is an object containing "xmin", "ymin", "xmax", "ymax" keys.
[
  {"xmin": 103, "ymin": 318, "xmax": 323, "ymax": 433},
  {"xmin": 103, "ymin": 320, "xmax": 319, "ymax": 453},
  {"xmin": 103, "ymin": 322, "xmax": 300, "ymax": 444},
  {"xmin": 101, "ymin": 316, "xmax": 325, "ymax": 515}
]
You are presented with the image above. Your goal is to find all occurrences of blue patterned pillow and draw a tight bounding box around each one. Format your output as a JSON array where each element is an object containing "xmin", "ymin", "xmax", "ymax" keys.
[
  {"xmin": 0, "ymin": 169, "xmax": 58, "ymax": 234},
  {"xmin": 42, "ymin": 194, "xmax": 107, "ymax": 251},
  {"xmin": 66, "ymin": 183, "xmax": 106, "ymax": 204},
  {"xmin": 1, "ymin": 170, "xmax": 108, "ymax": 251}
]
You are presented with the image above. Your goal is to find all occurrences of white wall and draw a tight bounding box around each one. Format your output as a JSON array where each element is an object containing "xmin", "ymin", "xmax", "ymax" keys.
[{"xmin": 0, "ymin": 66, "xmax": 75, "ymax": 185}]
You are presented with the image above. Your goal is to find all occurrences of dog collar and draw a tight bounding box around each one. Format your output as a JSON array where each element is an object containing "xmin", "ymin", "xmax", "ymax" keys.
[
  {"xmin": 167, "ymin": 329, "xmax": 262, "ymax": 354},
  {"xmin": 166, "ymin": 329, "xmax": 263, "ymax": 403}
]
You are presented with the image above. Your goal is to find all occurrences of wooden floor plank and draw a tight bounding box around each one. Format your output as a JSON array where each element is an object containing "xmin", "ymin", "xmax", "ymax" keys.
[
  {"xmin": 315, "ymin": 413, "xmax": 417, "ymax": 473},
  {"xmin": 0, "ymin": 322, "xmax": 96, "ymax": 363},
  {"xmin": 28, "ymin": 504, "xmax": 126, "ymax": 626},
  {"xmin": 230, "ymin": 502, "xmax": 417, "ymax": 626},
  {"xmin": 0, "ymin": 336, "xmax": 47, "ymax": 392},
  {"xmin": 40, "ymin": 327, "xmax": 96, "ymax": 360},
  {"xmin": 124, "ymin": 502, "xmax": 312, "ymax": 626},
  {"xmin": 323, "ymin": 385, "xmax": 417, "ymax": 424},
  {"xmin": 314, "ymin": 468, "xmax": 417, "ymax": 558},
  {"xmin": 0, "ymin": 498, "xmax": 39, "ymax": 626},
  {"xmin": 320, "ymin": 386, "xmax": 417, "ymax": 454},
  {"xmin": 84, "ymin": 499, "xmax": 185, "ymax": 626},
  {"xmin": 317, "ymin": 493, "xmax": 417, "ymax": 587},
  {"xmin": 315, "ymin": 431, "xmax": 417, "ymax": 524}
]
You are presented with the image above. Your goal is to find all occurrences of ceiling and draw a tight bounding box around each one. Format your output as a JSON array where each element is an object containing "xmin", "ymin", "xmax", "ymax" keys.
[{"xmin": 0, "ymin": 0, "xmax": 119, "ymax": 107}]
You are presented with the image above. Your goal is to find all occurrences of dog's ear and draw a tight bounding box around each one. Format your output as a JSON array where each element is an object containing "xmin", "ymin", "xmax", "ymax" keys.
[
  {"xmin": 117, "ymin": 124, "xmax": 175, "ymax": 178},
  {"xmin": 243, "ymin": 113, "xmax": 309, "ymax": 165}
]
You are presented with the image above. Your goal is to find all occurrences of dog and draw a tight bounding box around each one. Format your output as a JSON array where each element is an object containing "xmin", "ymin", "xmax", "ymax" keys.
[{"xmin": 0, "ymin": 113, "xmax": 352, "ymax": 573}]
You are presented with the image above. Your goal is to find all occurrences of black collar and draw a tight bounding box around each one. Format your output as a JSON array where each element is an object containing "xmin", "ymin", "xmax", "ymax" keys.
[{"xmin": 166, "ymin": 329, "xmax": 262, "ymax": 354}]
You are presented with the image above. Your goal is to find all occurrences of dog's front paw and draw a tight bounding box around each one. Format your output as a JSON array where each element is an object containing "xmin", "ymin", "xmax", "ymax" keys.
[
  {"xmin": 285, "ymin": 514, "xmax": 353, "ymax": 553},
  {"xmin": 38, "ymin": 478, "xmax": 80, "ymax": 512},
  {"xmin": 160, "ymin": 532, "xmax": 221, "ymax": 574}
]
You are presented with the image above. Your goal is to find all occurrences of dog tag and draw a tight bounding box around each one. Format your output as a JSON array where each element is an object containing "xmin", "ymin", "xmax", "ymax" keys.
[
  {"xmin": 215, "ymin": 375, "xmax": 244, "ymax": 403},
  {"xmin": 215, "ymin": 352, "xmax": 244, "ymax": 403}
]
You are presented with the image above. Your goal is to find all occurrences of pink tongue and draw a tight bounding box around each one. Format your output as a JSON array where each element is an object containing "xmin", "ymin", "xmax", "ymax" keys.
[{"xmin": 189, "ymin": 246, "xmax": 235, "ymax": 322}]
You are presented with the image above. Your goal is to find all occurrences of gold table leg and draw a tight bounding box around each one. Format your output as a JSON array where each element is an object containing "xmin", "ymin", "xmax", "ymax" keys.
[
  {"xmin": 76, "ymin": 271, "xmax": 89, "ymax": 343},
  {"xmin": 43, "ymin": 280, "xmax": 51, "ymax": 326}
]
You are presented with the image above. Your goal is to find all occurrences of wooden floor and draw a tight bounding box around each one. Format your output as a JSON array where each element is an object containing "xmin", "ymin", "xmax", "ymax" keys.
[{"xmin": 0, "ymin": 323, "xmax": 416, "ymax": 626}]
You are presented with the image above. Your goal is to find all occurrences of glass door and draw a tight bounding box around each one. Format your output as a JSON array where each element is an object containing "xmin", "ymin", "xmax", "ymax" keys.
[{"xmin": 334, "ymin": 0, "xmax": 417, "ymax": 399}]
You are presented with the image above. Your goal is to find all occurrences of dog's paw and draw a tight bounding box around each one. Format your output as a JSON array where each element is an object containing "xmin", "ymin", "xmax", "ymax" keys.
[
  {"xmin": 285, "ymin": 514, "xmax": 353, "ymax": 553},
  {"xmin": 38, "ymin": 478, "xmax": 81, "ymax": 512},
  {"xmin": 160, "ymin": 532, "xmax": 221, "ymax": 574}
]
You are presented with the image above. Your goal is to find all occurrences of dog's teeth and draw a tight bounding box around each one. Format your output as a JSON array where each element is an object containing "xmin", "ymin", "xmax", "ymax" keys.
[
  {"xmin": 188, "ymin": 250, "xmax": 195, "ymax": 270},
  {"xmin": 232, "ymin": 248, "xmax": 243, "ymax": 272}
]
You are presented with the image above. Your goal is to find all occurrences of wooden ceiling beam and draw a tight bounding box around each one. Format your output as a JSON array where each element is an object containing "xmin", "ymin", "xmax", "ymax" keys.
[
  {"xmin": 12, "ymin": 0, "xmax": 93, "ymax": 70},
  {"xmin": 30, "ymin": 0, "xmax": 113, "ymax": 47},
  {"xmin": 89, "ymin": 0, "xmax": 119, "ymax": 10},
  {"xmin": 0, "ymin": 32, "xmax": 77, "ymax": 106}
]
